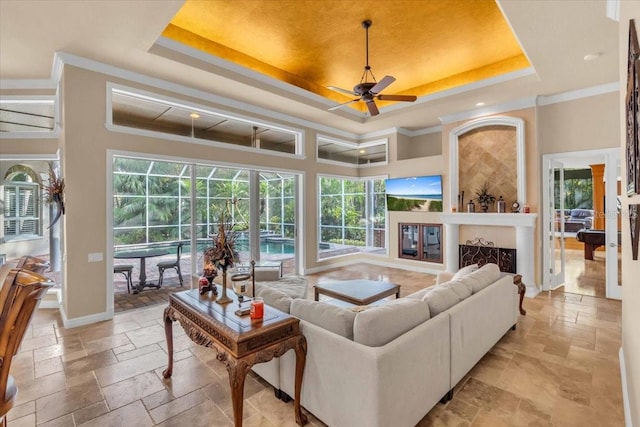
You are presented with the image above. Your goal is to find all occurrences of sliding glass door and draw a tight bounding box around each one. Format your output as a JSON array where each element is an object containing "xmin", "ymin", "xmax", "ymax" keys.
[{"xmin": 113, "ymin": 156, "xmax": 299, "ymax": 294}]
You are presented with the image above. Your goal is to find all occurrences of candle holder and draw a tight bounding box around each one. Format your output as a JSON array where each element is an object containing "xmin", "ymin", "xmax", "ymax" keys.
[{"xmin": 216, "ymin": 267, "xmax": 232, "ymax": 305}]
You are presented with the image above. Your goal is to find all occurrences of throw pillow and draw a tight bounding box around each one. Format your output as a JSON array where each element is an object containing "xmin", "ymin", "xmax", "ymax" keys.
[
  {"xmin": 438, "ymin": 280, "xmax": 472, "ymax": 300},
  {"xmin": 421, "ymin": 286, "xmax": 461, "ymax": 316},
  {"xmin": 290, "ymin": 299, "xmax": 357, "ymax": 340},
  {"xmin": 452, "ymin": 264, "xmax": 479, "ymax": 281},
  {"xmin": 255, "ymin": 287, "xmax": 293, "ymax": 313},
  {"xmin": 465, "ymin": 263, "xmax": 501, "ymax": 293},
  {"xmin": 353, "ymin": 298, "xmax": 431, "ymax": 347}
]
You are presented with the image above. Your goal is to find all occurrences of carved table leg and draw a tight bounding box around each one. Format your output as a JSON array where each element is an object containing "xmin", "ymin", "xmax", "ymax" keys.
[
  {"xmin": 293, "ymin": 335, "xmax": 308, "ymax": 426},
  {"xmin": 513, "ymin": 275, "xmax": 527, "ymax": 316},
  {"xmin": 226, "ymin": 358, "xmax": 252, "ymax": 427},
  {"xmin": 162, "ymin": 307, "xmax": 174, "ymax": 378}
]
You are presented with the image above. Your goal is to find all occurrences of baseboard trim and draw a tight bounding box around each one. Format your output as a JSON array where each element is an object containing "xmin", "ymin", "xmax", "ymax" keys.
[
  {"xmin": 60, "ymin": 306, "xmax": 113, "ymax": 329},
  {"xmin": 39, "ymin": 288, "xmax": 62, "ymax": 309},
  {"xmin": 620, "ymin": 347, "xmax": 634, "ymax": 427}
]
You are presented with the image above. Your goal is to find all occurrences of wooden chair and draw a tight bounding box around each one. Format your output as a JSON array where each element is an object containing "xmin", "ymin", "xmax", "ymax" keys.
[
  {"xmin": 114, "ymin": 264, "xmax": 134, "ymax": 293},
  {"xmin": 0, "ymin": 268, "xmax": 54, "ymax": 426},
  {"xmin": 157, "ymin": 242, "xmax": 183, "ymax": 287},
  {"xmin": 15, "ymin": 256, "xmax": 49, "ymax": 274}
]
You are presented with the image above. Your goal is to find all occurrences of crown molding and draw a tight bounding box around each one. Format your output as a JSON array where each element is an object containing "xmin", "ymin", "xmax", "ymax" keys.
[
  {"xmin": 55, "ymin": 51, "xmax": 363, "ymax": 140},
  {"xmin": 439, "ymin": 96, "xmax": 537, "ymax": 125},
  {"xmin": 536, "ymin": 82, "xmax": 619, "ymax": 106},
  {"xmin": 0, "ymin": 79, "xmax": 57, "ymax": 90},
  {"xmin": 606, "ymin": 0, "xmax": 620, "ymax": 21}
]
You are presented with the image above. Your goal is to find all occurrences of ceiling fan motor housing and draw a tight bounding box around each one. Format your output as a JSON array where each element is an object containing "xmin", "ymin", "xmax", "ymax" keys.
[{"xmin": 354, "ymin": 82, "xmax": 376, "ymax": 95}]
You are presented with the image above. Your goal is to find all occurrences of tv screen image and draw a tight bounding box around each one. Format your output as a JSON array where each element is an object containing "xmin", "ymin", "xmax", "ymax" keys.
[{"xmin": 385, "ymin": 175, "xmax": 443, "ymax": 212}]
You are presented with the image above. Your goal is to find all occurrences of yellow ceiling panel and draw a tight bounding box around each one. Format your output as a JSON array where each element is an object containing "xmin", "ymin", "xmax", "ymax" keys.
[{"xmin": 164, "ymin": 0, "xmax": 529, "ymax": 109}]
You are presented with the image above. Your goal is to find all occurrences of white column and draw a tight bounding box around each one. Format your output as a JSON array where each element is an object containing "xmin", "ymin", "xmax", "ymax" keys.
[
  {"xmin": 444, "ymin": 223, "xmax": 459, "ymax": 273},
  {"xmin": 515, "ymin": 225, "xmax": 538, "ymax": 297}
]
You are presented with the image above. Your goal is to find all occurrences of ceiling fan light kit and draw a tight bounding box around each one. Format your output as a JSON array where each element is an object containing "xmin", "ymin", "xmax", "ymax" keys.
[{"xmin": 328, "ymin": 20, "xmax": 417, "ymax": 116}]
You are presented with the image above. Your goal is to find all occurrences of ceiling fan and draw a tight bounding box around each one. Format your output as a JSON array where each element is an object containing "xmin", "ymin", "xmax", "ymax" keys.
[{"xmin": 328, "ymin": 20, "xmax": 417, "ymax": 116}]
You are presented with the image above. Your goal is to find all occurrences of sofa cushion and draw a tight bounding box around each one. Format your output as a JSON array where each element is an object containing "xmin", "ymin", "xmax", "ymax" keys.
[
  {"xmin": 405, "ymin": 284, "xmax": 436, "ymax": 300},
  {"xmin": 438, "ymin": 280, "xmax": 472, "ymax": 300},
  {"xmin": 421, "ymin": 286, "xmax": 461, "ymax": 316},
  {"xmin": 255, "ymin": 287, "xmax": 293, "ymax": 313},
  {"xmin": 452, "ymin": 264, "xmax": 479, "ymax": 281},
  {"xmin": 255, "ymin": 276, "xmax": 308, "ymax": 299},
  {"xmin": 290, "ymin": 299, "xmax": 357, "ymax": 340},
  {"xmin": 353, "ymin": 299, "xmax": 431, "ymax": 347},
  {"xmin": 463, "ymin": 263, "xmax": 501, "ymax": 293}
]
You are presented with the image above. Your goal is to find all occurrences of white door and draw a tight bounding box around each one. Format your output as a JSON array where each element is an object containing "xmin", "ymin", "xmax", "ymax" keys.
[
  {"xmin": 543, "ymin": 159, "xmax": 566, "ymax": 290},
  {"xmin": 604, "ymin": 153, "xmax": 622, "ymax": 299}
]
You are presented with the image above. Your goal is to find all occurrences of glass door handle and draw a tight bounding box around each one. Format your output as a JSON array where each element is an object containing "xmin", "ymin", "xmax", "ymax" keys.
[{"xmin": 609, "ymin": 243, "xmax": 617, "ymax": 247}]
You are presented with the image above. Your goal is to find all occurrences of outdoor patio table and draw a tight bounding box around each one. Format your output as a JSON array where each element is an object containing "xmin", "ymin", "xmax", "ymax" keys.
[{"xmin": 114, "ymin": 248, "xmax": 170, "ymax": 293}]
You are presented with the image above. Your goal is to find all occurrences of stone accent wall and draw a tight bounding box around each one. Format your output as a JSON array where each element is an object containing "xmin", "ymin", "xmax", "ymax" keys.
[{"xmin": 459, "ymin": 125, "xmax": 517, "ymax": 209}]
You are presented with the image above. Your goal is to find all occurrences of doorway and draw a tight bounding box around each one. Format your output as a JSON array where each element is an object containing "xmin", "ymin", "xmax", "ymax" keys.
[{"xmin": 542, "ymin": 148, "xmax": 621, "ymax": 299}]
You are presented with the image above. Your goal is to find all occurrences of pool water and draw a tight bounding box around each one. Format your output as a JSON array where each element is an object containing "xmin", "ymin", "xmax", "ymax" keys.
[
  {"xmin": 139, "ymin": 238, "xmax": 295, "ymax": 256},
  {"xmin": 236, "ymin": 240, "xmax": 295, "ymax": 254}
]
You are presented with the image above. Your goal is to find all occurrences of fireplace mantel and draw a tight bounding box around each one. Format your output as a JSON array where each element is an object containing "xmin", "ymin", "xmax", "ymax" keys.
[{"xmin": 440, "ymin": 212, "xmax": 539, "ymax": 297}]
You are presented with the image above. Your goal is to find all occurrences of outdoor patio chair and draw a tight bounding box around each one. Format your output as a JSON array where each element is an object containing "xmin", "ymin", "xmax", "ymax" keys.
[
  {"xmin": 157, "ymin": 242, "xmax": 184, "ymax": 287},
  {"xmin": 0, "ymin": 267, "xmax": 54, "ymax": 427},
  {"xmin": 114, "ymin": 264, "xmax": 134, "ymax": 293}
]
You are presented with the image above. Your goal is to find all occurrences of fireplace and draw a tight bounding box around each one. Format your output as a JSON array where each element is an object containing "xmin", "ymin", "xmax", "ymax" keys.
[
  {"xmin": 440, "ymin": 212, "xmax": 538, "ymax": 297},
  {"xmin": 459, "ymin": 238, "xmax": 517, "ymax": 274}
]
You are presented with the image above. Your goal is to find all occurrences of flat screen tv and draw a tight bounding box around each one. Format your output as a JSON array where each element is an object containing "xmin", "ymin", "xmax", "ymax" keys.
[{"xmin": 385, "ymin": 175, "xmax": 443, "ymax": 212}]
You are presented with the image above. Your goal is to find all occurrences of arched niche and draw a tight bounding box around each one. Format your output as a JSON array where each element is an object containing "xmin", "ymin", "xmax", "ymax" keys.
[{"xmin": 449, "ymin": 116, "xmax": 526, "ymax": 209}]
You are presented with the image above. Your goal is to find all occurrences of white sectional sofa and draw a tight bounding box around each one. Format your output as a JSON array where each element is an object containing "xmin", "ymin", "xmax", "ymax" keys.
[{"xmin": 255, "ymin": 263, "xmax": 519, "ymax": 427}]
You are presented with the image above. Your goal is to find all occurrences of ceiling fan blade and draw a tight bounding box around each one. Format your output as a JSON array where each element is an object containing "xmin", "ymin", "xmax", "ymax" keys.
[
  {"xmin": 370, "ymin": 75, "xmax": 396, "ymax": 94},
  {"xmin": 365, "ymin": 100, "xmax": 379, "ymax": 116},
  {"xmin": 327, "ymin": 85, "xmax": 356, "ymax": 95},
  {"xmin": 377, "ymin": 94, "xmax": 418, "ymax": 102},
  {"xmin": 328, "ymin": 99, "xmax": 360, "ymax": 111}
]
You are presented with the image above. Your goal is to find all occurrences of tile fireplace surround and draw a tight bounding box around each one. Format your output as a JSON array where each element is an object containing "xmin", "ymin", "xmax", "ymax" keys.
[{"xmin": 440, "ymin": 213, "xmax": 539, "ymax": 297}]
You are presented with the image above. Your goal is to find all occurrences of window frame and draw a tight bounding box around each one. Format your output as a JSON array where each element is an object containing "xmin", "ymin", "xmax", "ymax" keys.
[
  {"xmin": 3, "ymin": 180, "xmax": 42, "ymax": 241},
  {"xmin": 317, "ymin": 174, "xmax": 388, "ymax": 261},
  {"xmin": 106, "ymin": 83, "xmax": 305, "ymax": 159}
]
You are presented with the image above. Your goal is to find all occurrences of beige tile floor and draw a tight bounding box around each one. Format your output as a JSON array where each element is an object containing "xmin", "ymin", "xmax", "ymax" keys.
[{"xmin": 7, "ymin": 265, "xmax": 624, "ymax": 426}]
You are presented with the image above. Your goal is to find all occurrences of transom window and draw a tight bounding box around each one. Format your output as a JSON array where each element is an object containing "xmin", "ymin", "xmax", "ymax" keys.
[
  {"xmin": 108, "ymin": 86, "xmax": 303, "ymax": 157},
  {"xmin": 0, "ymin": 98, "xmax": 56, "ymax": 134},
  {"xmin": 317, "ymin": 136, "xmax": 388, "ymax": 167}
]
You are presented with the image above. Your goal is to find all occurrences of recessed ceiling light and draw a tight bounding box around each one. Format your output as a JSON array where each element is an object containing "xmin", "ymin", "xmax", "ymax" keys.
[
  {"xmin": 475, "ymin": 102, "xmax": 486, "ymax": 107},
  {"xmin": 359, "ymin": 149, "xmax": 366, "ymax": 154},
  {"xmin": 583, "ymin": 52, "xmax": 601, "ymax": 61},
  {"xmin": 190, "ymin": 112, "xmax": 200, "ymax": 119}
]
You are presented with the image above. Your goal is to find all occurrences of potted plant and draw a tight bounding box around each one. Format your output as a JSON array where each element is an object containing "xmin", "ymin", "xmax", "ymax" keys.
[
  {"xmin": 203, "ymin": 200, "xmax": 241, "ymax": 304},
  {"xmin": 475, "ymin": 182, "xmax": 496, "ymax": 212}
]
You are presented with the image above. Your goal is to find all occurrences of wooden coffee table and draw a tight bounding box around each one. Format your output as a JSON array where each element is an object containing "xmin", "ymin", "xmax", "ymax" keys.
[
  {"xmin": 163, "ymin": 288, "xmax": 308, "ymax": 427},
  {"xmin": 314, "ymin": 279, "xmax": 401, "ymax": 305}
]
